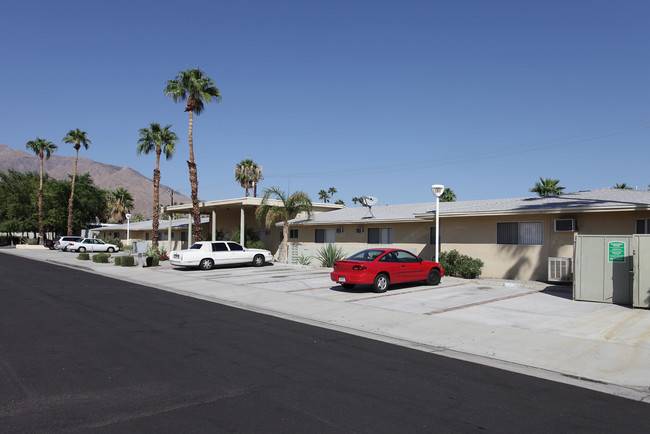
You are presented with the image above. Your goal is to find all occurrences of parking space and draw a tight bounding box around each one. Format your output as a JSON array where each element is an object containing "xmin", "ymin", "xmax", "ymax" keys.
[{"xmin": 155, "ymin": 262, "xmax": 553, "ymax": 315}]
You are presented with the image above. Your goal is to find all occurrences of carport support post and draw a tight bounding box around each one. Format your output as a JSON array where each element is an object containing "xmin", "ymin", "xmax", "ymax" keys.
[
  {"xmin": 167, "ymin": 214, "xmax": 172, "ymax": 251},
  {"xmin": 431, "ymin": 184, "xmax": 444, "ymax": 264},
  {"xmin": 240, "ymin": 206, "xmax": 245, "ymax": 246},
  {"xmin": 211, "ymin": 210, "xmax": 216, "ymax": 241},
  {"xmin": 187, "ymin": 214, "xmax": 192, "ymax": 249}
]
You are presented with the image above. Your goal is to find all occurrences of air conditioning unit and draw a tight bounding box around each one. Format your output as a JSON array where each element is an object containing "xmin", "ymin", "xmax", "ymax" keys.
[
  {"xmin": 548, "ymin": 257, "xmax": 572, "ymax": 282},
  {"xmin": 555, "ymin": 219, "xmax": 575, "ymax": 232}
]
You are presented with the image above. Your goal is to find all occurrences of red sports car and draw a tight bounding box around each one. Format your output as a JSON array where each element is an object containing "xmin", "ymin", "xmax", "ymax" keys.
[{"xmin": 331, "ymin": 248, "xmax": 444, "ymax": 293}]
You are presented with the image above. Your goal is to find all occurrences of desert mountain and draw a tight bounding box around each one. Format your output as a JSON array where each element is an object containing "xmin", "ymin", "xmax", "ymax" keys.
[{"xmin": 0, "ymin": 144, "xmax": 191, "ymax": 218}]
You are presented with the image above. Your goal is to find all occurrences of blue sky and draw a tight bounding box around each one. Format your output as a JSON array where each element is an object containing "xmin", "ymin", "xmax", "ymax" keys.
[{"xmin": 2, "ymin": 0, "xmax": 648, "ymax": 206}]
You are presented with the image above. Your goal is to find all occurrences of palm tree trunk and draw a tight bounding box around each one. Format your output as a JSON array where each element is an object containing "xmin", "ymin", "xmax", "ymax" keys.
[
  {"xmin": 187, "ymin": 109, "xmax": 202, "ymax": 243},
  {"xmin": 38, "ymin": 154, "xmax": 44, "ymax": 244},
  {"xmin": 66, "ymin": 148, "xmax": 79, "ymax": 235},
  {"xmin": 152, "ymin": 169, "xmax": 160, "ymax": 248},
  {"xmin": 282, "ymin": 220, "xmax": 289, "ymax": 264}
]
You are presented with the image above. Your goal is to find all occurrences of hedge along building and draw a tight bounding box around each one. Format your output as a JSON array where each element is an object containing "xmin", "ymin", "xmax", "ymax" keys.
[{"xmin": 284, "ymin": 189, "xmax": 650, "ymax": 281}]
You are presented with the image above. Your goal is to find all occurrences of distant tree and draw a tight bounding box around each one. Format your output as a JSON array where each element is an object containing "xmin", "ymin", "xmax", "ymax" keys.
[
  {"xmin": 165, "ymin": 68, "xmax": 221, "ymax": 243},
  {"xmin": 0, "ymin": 171, "xmax": 39, "ymax": 237},
  {"xmin": 530, "ymin": 177, "xmax": 565, "ymax": 197},
  {"xmin": 614, "ymin": 183, "xmax": 633, "ymax": 190},
  {"xmin": 131, "ymin": 213, "xmax": 145, "ymax": 222},
  {"xmin": 256, "ymin": 187, "xmax": 313, "ymax": 264},
  {"xmin": 25, "ymin": 138, "xmax": 57, "ymax": 243},
  {"xmin": 440, "ymin": 188, "xmax": 456, "ymax": 202},
  {"xmin": 335, "ymin": 199, "xmax": 345, "ymax": 205},
  {"xmin": 234, "ymin": 159, "xmax": 263, "ymax": 197},
  {"xmin": 137, "ymin": 122, "xmax": 178, "ymax": 247},
  {"xmin": 351, "ymin": 196, "xmax": 364, "ymax": 206},
  {"xmin": 63, "ymin": 128, "xmax": 92, "ymax": 235},
  {"xmin": 318, "ymin": 190, "xmax": 329, "ymax": 202},
  {"xmin": 108, "ymin": 187, "xmax": 134, "ymax": 223}
]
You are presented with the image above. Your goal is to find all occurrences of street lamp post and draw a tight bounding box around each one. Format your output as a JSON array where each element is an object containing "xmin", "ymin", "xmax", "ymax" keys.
[
  {"xmin": 126, "ymin": 213, "xmax": 131, "ymax": 246},
  {"xmin": 431, "ymin": 184, "xmax": 444, "ymax": 263}
]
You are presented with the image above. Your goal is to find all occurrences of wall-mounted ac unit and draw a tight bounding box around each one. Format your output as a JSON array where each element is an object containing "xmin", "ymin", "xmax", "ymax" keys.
[
  {"xmin": 548, "ymin": 257, "xmax": 572, "ymax": 282},
  {"xmin": 555, "ymin": 218, "xmax": 575, "ymax": 232}
]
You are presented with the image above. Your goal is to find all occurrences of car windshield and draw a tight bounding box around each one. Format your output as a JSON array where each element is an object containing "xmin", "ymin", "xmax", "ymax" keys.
[{"xmin": 347, "ymin": 249, "xmax": 385, "ymax": 261}]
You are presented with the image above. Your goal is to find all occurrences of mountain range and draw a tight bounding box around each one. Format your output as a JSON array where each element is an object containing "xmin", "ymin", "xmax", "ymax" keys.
[{"xmin": 0, "ymin": 144, "xmax": 191, "ymax": 218}]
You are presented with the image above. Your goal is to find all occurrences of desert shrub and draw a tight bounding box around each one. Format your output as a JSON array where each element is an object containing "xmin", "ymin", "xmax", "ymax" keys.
[
  {"xmin": 315, "ymin": 244, "xmax": 346, "ymax": 268},
  {"xmin": 114, "ymin": 256, "xmax": 123, "ymax": 266},
  {"xmin": 77, "ymin": 253, "xmax": 90, "ymax": 261},
  {"xmin": 296, "ymin": 253, "xmax": 312, "ymax": 266},
  {"xmin": 438, "ymin": 250, "xmax": 484, "ymax": 279},
  {"xmin": 120, "ymin": 255, "xmax": 136, "ymax": 267},
  {"xmin": 92, "ymin": 253, "xmax": 110, "ymax": 263},
  {"xmin": 123, "ymin": 245, "xmax": 133, "ymax": 253}
]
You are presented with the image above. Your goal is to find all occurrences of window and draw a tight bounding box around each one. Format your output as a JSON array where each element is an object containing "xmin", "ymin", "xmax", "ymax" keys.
[
  {"xmin": 637, "ymin": 219, "xmax": 650, "ymax": 234},
  {"xmin": 145, "ymin": 233, "xmax": 149, "ymax": 240},
  {"xmin": 315, "ymin": 228, "xmax": 335, "ymax": 243},
  {"xmin": 211, "ymin": 243, "xmax": 228, "ymax": 252},
  {"xmin": 368, "ymin": 228, "xmax": 393, "ymax": 244},
  {"xmin": 497, "ymin": 222, "xmax": 543, "ymax": 245},
  {"xmin": 290, "ymin": 229, "xmax": 299, "ymax": 239},
  {"xmin": 227, "ymin": 242, "xmax": 244, "ymax": 251}
]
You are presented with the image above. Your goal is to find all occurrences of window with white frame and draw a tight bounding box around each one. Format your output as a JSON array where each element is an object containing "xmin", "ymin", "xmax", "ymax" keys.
[
  {"xmin": 636, "ymin": 218, "xmax": 650, "ymax": 234},
  {"xmin": 497, "ymin": 222, "xmax": 543, "ymax": 245},
  {"xmin": 289, "ymin": 229, "xmax": 299, "ymax": 239},
  {"xmin": 315, "ymin": 228, "xmax": 335, "ymax": 243},
  {"xmin": 367, "ymin": 227, "xmax": 393, "ymax": 244}
]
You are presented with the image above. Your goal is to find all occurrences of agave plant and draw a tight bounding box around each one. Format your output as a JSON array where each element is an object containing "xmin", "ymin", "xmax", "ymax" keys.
[{"xmin": 315, "ymin": 244, "xmax": 346, "ymax": 268}]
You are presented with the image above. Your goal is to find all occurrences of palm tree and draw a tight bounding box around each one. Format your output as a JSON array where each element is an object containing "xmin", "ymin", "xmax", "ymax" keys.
[
  {"xmin": 63, "ymin": 128, "xmax": 91, "ymax": 235},
  {"xmin": 328, "ymin": 187, "xmax": 337, "ymax": 200},
  {"xmin": 165, "ymin": 68, "xmax": 222, "ymax": 243},
  {"xmin": 107, "ymin": 187, "xmax": 134, "ymax": 223},
  {"xmin": 234, "ymin": 158, "xmax": 263, "ymax": 197},
  {"xmin": 440, "ymin": 188, "xmax": 456, "ymax": 202},
  {"xmin": 25, "ymin": 138, "xmax": 57, "ymax": 244},
  {"xmin": 530, "ymin": 177, "xmax": 565, "ymax": 197},
  {"xmin": 256, "ymin": 187, "xmax": 313, "ymax": 264},
  {"xmin": 318, "ymin": 190, "xmax": 329, "ymax": 202},
  {"xmin": 614, "ymin": 183, "xmax": 633, "ymax": 190},
  {"xmin": 137, "ymin": 122, "xmax": 178, "ymax": 247}
]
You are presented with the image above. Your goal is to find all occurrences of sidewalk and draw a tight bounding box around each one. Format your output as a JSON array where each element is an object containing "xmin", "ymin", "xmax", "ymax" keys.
[{"xmin": 3, "ymin": 247, "xmax": 650, "ymax": 403}]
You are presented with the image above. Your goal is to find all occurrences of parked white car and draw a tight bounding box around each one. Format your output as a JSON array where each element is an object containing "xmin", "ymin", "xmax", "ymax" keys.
[
  {"xmin": 54, "ymin": 236, "xmax": 84, "ymax": 251},
  {"xmin": 170, "ymin": 241, "xmax": 272, "ymax": 270},
  {"xmin": 67, "ymin": 238, "xmax": 120, "ymax": 253}
]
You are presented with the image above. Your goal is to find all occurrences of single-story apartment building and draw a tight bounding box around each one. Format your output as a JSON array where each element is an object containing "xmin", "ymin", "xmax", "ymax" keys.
[
  {"xmin": 96, "ymin": 217, "xmax": 210, "ymax": 251},
  {"xmin": 284, "ymin": 188, "xmax": 650, "ymax": 281}
]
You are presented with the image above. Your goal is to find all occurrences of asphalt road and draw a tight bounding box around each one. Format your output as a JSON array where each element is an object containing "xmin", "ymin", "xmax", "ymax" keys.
[{"xmin": 1, "ymin": 254, "xmax": 649, "ymax": 433}]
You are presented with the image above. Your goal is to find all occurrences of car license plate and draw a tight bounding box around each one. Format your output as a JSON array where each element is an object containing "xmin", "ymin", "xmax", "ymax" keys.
[{"xmin": 339, "ymin": 276, "xmax": 346, "ymax": 282}]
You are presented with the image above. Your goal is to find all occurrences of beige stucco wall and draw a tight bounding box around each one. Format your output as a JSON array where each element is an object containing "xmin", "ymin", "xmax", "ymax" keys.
[{"xmin": 288, "ymin": 210, "xmax": 650, "ymax": 281}]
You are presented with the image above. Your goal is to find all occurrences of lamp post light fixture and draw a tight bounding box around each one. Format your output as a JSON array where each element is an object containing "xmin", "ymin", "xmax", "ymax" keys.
[
  {"xmin": 125, "ymin": 213, "xmax": 131, "ymax": 246},
  {"xmin": 431, "ymin": 184, "xmax": 444, "ymax": 263}
]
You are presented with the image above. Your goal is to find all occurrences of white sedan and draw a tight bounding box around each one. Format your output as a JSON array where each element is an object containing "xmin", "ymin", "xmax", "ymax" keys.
[
  {"xmin": 170, "ymin": 241, "xmax": 273, "ymax": 270},
  {"xmin": 67, "ymin": 238, "xmax": 120, "ymax": 253}
]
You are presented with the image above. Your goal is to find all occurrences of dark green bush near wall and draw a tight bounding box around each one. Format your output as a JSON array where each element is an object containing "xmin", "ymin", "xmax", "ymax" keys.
[
  {"xmin": 77, "ymin": 253, "xmax": 90, "ymax": 261},
  {"xmin": 438, "ymin": 250, "xmax": 484, "ymax": 279},
  {"xmin": 92, "ymin": 253, "xmax": 111, "ymax": 263},
  {"xmin": 114, "ymin": 256, "xmax": 123, "ymax": 266},
  {"xmin": 145, "ymin": 256, "xmax": 160, "ymax": 267},
  {"xmin": 120, "ymin": 256, "xmax": 136, "ymax": 267}
]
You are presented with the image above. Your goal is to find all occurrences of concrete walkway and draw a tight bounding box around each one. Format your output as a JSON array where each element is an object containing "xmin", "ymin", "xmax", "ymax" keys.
[{"xmin": 3, "ymin": 247, "xmax": 650, "ymax": 403}]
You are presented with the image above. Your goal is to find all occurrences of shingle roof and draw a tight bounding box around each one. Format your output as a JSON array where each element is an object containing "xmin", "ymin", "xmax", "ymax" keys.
[{"xmin": 289, "ymin": 189, "xmax": 650, "ymax": 226}]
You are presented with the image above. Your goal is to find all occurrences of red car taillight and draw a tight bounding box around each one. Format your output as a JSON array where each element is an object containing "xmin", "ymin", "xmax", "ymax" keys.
[{"xmin": 352, "ymin": 265, "xmax": 367, "ymax": 271}]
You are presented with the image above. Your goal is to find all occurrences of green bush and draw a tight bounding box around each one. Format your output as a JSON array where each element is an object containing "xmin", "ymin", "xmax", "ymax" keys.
[
  {"xmin": 92, "ymin": 253, "xmax": 111, "ymax": 263},
  {"xmin": 114, "ymin": 256, "xmax": 123, "ymax": 266},
  {"xmin": 123, "ymin": 245, "xmax": 133, "ymax": 253},
  {"xmin": 103, "ymin": 237, "xmax": 124, "ymax": 249},
  {"xmin": 315, "ymin": 244, "xmax": 346, "ymax": 268},
  {"xmin": 438, "ymin": 250, "xmax": 484, "ymax": 279},
  {"xmin": 77, "ymin": 253, "xmax": 90, "ymax": 261},
  {"xmin": 120, "ymin": 255, "xmax": 136, "ymax": 267},
  {"xmin": 145, "ymin": 256, "xmax": 160, "ymax": 267}
]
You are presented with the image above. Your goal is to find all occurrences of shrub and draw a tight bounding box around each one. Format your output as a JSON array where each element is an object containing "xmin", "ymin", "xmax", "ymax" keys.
[
  {"xmin": 123, "ymin": 245, "xmax": 133, "ymax": 253},
  {"xmin": 104, "ymin": 237, "xmax": 124, "ymax": 249},
  {"xmin": 77, "ymin": 253, "xmax": 90, "ymax": 261},
  {"xmin": 120, "ymin": 255, "xmax": 136, "ymax": 267},
  {"xmin": 315, "ymin": 244, "xmax": 346, "ymax": 268},
  {"xmin": 296, "ymin": 253, "xmax": 313, "ymax": 266},
  {"xmin": 92, "ymin": 253, "xmax": 111, "ymax": 263},
  {"xmin": 438, "ymin": 250, "xmax": 484, "ymax": 279},
  {"xmin": 114, "ymin": 256, "xmax": 123, "ymax": 266},
  {"xmin": 145, "ymin": 256, "xmax": 160, "ymax": 267}
]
